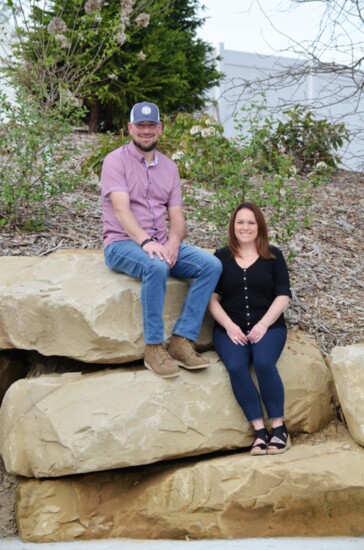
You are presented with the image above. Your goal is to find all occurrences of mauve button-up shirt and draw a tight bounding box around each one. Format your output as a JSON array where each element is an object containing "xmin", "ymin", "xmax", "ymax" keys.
[{"xmin": 101, "ymin": 141, "xmax": 183, "ymax": 248}]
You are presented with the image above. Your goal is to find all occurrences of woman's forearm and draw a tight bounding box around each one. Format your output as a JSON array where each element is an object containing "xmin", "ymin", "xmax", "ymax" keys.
[
  {"xmin": 259, "ymin": 295, "xmax": 290, "ymax": 329},
  {"xmin": 208, "ymin": 294, "xmax": 235, "ymax": 331}
]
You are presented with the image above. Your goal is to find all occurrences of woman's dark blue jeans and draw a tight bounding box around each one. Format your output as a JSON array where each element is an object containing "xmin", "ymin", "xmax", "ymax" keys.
[{"xmin": 213, "ymin": 325, "xmax": 287, "ymax": 422}]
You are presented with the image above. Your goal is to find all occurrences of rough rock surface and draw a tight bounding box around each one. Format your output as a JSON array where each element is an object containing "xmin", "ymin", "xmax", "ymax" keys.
[
  {"xmin": 16, "ymin": 423, "xmax": 364, "ymax": 542},
  {"xmin": 0, "ymin": 250, "xmax": 213, "ymax": 363},
  {"xmin": 0, "ymin": 332, "xmax": 334, "ymax": 478},
  {"xmin": 0, "ymin": 457, "xmax": 18, "ymax": 538},
  {"xmin": 328, "ymin": 344, "xmax": 364, "ymax": 447}
]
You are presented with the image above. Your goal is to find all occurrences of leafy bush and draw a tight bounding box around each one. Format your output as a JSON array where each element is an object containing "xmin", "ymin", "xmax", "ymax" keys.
[
  {"xmin": 84, "ymin": 112, "xmax": 242, "ymax": 183},
  {"xmin": 84, "ymin": 98, "xmax": 347, "ymax": 245},
  {"xmin": 232, "ymin": 98, "xmax": 349, "ymax": 173},
  {"xmin": 0, "ymin": 88, "xmax": 87, "ymax": 230},
  {"xmin": 270, "ymin": 105, "xmax": 350, "ymax": 171}
]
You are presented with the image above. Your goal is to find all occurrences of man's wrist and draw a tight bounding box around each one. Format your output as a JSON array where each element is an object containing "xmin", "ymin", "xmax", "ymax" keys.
[
  {"xmin": 167, "ymin": 235, "xmax": 183, "ymax": 248},
  {"xmin": 140, "ymin": 238, "xmax": 153, "ymax": 249}
]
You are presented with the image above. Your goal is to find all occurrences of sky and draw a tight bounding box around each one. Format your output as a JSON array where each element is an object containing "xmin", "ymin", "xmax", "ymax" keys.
[{"xmin": 196, "ymin": 0, "xmax": 325, "ymax": 57}]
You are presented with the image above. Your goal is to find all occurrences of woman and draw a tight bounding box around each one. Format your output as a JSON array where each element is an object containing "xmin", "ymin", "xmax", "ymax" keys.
[{"xmin": 208, "ymin": 202, "xmax": 291, "ymax": 455}]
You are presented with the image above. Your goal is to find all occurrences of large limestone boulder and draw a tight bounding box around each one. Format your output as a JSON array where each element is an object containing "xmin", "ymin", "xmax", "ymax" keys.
[
  {"xmin": 0, "ymin": 250, "xmax": 213, "ymax": 364},
  {"xmin": 261, "ymin": 330, "xmax": 334, "ymax": 433},
  {"xmin": 0, "ymin": 332, "xmax": 334, "ymax": 478},
  {"xmin": 16, "ymin": 424, "xmax": 364, "ymax": 542},
  {"xmin": 328, "ymin": 344, "xmax": 364, "ymax": 447}
]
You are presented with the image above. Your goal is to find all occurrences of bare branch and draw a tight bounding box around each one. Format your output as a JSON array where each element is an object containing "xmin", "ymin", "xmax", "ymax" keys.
[{"xmin": 219, "ymin": 0, "xmax": 364, "ymax": 169}]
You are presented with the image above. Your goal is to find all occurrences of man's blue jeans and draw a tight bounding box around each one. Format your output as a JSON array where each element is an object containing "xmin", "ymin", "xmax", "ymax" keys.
[
  {"xmin": 213, "ymin": 325, "xmax": 287, "ymax": 421},
  {"xmin": 105, "ymin": 240, "xmax": 222, "ymax": 344}
]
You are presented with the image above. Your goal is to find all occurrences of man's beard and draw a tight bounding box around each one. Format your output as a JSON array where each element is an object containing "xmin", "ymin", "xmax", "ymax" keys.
[{"xmin": 132, "ymin": 138, "xmax": 159, "ymax": 153}]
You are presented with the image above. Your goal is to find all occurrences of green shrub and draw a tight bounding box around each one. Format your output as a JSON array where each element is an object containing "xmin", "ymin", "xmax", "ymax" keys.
[
  {"xmin": 84, "ymin": 99, "xmax": 347, "ymax": 246},
  {"xmin": 0, "ymin": 88, "xmax": 87, "ymax": 230},
  {"xmin": 165, "ymin": 107, "xmax": 337, "ymax": 245},
  {"xmin": 270, "ymin": 105, "xmax": 350, "ymax": 171}
]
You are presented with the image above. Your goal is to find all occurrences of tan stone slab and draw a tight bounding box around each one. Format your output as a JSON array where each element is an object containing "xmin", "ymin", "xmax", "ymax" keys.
[
  {"xmin": 16, "ymin": 426, "xmax": 364, "ymax": 542},
  {"xmin": 328, "ymin": 344, "xmax": 364, "ymax": 446},
  {"xmin": 0, "ymin": 251, "xmax": 213, "ymax": 363},
  {"xmin": 274, "ymin": 330, "xmax": 334, "ymax": 433},
  {"xmin": 0, "ymin": 354, "xmax": 251, "ymax": 477},
  {"xmin": 0, "ymin": 332, "xmax": 334, "ymax": 478}
]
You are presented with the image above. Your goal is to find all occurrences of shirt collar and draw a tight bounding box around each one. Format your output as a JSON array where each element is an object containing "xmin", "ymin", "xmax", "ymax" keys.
[{"xmin": 128, "ymin": 140, "xmax": 159, "ymax": 167}]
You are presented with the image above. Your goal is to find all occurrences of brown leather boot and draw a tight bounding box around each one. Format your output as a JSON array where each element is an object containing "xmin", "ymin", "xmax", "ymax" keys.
[
  {"xmin": 168, "ymin": 335, "xmax": 209, "ymax": 370},
  {"xmin": 144, "ymin": 344, "xmax": 180, "ymax": 378}
]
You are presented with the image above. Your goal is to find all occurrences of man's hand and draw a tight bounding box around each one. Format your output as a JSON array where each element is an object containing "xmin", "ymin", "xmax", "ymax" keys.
[
  {"xmin": 167, "ymin": 205, "xmax": 185, "ymax": 267},
  {"xmin": 163, "ymin": 239, "xmax": 180, "ymax": 268},
  {"xmin": 142, "ymin": 240, "xmax": 173, "ymax": 265}
]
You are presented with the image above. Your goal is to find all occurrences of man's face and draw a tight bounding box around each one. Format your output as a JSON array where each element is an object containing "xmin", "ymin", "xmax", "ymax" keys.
[{"xmin": 128, "ymin": 121, "xmax": 163, "ymax": 153}]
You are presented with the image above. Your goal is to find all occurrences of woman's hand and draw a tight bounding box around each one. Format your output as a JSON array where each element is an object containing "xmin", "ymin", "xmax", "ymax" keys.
[
  {"xmin": 226, "ymin": 323, "xmax": 248, "ymax": 345},
  {"xmin": 208, "ymin": 295, "xmax": 247, "ymax": 345},
  {"xmin": 247, "ymin": 322, "xmax": 267, "ymax": 344}
]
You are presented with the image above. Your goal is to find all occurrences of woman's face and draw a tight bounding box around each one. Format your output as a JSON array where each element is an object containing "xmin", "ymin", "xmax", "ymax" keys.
[{"xmin": 234, "ymin": 208, "xmax": 258, "ymax": 245}]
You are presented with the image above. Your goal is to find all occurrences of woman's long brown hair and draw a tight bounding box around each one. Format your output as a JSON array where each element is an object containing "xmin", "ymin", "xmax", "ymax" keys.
[{"xmin": 228, "ymin": 202, "xmax": 275, "ymax": 260}]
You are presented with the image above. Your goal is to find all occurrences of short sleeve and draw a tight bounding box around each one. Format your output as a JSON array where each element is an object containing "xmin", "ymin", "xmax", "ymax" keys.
[
  {"xmin": 100, "ymin": 149, "xmax": 128, "ymax": 199},
  {"xmin": 213, "ymin": 249, "xmax": 224, "ymax": 294},
  {"xmin": 272, "ymin": 247, "xmax": 292, "ymax": 298}
]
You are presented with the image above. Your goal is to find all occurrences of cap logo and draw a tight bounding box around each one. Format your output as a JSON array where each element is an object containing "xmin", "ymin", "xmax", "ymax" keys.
[{"xmin": 142, "ymin": 106, "xmax": 152, "ymax": 115}]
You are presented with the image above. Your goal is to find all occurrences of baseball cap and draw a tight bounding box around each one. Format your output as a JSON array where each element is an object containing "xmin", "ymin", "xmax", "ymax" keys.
[{"xmin": 130, "ymin": 102, "xmax": 160, "ymax": 124}]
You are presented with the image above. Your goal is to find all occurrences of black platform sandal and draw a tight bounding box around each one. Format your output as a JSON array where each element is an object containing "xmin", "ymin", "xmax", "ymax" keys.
[
  {"xmin": 267, "ymin": 423, "xmax": 291, "ymax": 455},
  {"xmin": 250, "ymin": 427, "xmax": 270, "ymax": 456}
]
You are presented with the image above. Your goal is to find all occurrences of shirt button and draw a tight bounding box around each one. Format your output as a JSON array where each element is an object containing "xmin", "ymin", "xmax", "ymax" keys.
[
  {"xmin": 247, "ymin": 313, "xmax": 250, "ymax": 316},
  {"xmin": 244, "ymin": 287, "xmax": 247, "ymax": 290},
  {"xmin": 246, "ymin": 305, "xmax": 249, "ymax": 308}
]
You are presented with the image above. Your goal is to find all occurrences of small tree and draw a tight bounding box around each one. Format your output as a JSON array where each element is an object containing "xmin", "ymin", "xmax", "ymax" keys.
[
  {"xmin": 80, "ymin": 0, "xmax": 222, "ymax": 131},
  {"xmin": 0, "ymin": 87, "xmax": 87, "ymax": 230},
  {"xmin": 2, "ymin": 0, "xmax": 221, "ymax": 132}
]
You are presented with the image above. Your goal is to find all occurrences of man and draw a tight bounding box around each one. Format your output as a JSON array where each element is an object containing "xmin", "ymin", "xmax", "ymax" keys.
[{"xmin": 101, "ymin": 101, "xmax": 222, "ymax": 378}]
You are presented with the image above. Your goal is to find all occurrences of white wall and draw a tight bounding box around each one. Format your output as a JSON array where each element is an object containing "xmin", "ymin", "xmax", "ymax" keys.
[{"xmin": 206, "ymin": 43, "xmax": 363, "ymax": 171}]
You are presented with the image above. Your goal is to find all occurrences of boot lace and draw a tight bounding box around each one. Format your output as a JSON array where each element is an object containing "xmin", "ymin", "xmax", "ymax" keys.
[
  {"xmin": 182, "ymin": 338, "xmax": 201, "ymax": 358},
  {"xmin": 150, "ymin": 344, "xmax": 173, "ymax": 365}
]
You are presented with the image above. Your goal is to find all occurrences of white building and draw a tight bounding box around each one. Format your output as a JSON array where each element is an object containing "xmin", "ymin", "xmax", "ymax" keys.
[{"xmin": 207, "ymin": 43, "xmax": 364, "ymax": 171}]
